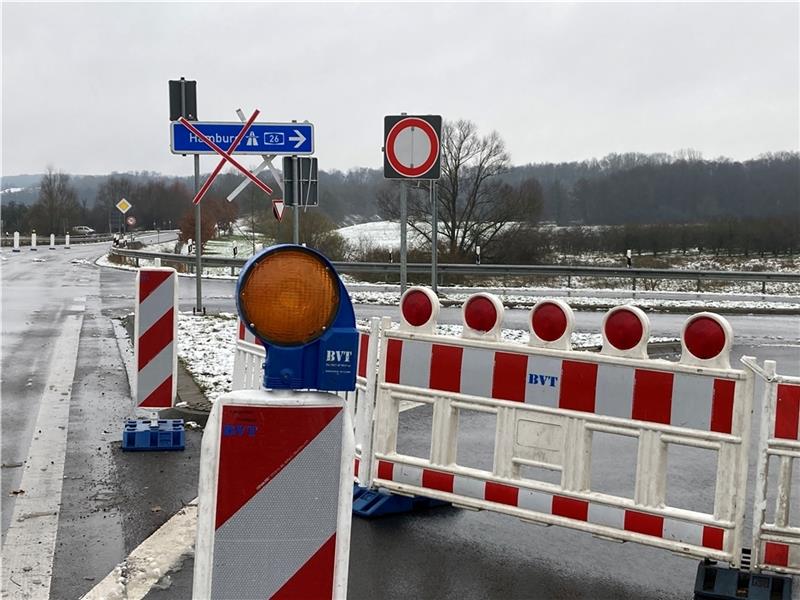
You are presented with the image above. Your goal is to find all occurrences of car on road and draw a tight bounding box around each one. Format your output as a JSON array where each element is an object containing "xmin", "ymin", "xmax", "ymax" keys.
[{"xmin": 71, "ymin": 225, "xmax": 95, "ymax": 236}]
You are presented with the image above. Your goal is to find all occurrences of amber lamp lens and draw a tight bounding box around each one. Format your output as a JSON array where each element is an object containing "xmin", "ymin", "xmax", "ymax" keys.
[{"xmin": 239, "ymin": 248, "xmax": 339, "ymax": 345}]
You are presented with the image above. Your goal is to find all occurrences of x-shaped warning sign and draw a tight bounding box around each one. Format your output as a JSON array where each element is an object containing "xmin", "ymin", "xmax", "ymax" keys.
[{"xmin": 178, "ymin": 113, "xmax": 274, "ymax": 205}]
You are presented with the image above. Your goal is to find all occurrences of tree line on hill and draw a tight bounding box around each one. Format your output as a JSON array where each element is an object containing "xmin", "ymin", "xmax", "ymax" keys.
[{"xmin": 2, "ymin": 123, "xmax": 796, "ymax": 263}]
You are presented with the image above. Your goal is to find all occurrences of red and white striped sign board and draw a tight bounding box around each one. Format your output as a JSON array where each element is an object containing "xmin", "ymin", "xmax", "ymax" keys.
[
  {"xmin": 134, "ymin": 268, "xmax": 178, "ymax": 409},
  {"xmin": 194, "ymin": 391, "xmax": 354, "ymax": 599}
]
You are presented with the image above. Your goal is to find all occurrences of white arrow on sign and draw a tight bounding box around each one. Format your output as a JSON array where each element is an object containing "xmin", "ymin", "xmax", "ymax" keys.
[
  {"xmin": 289, "ymin": 129, "xmax": 306, "ymax": 149},
  {"xmin": 272, "ymin": 198, "xmax": 285, "ymax": 222}
]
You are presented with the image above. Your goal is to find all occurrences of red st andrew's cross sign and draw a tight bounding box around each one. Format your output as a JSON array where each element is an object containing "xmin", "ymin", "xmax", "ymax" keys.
[
  {"xmin": 383, "ymin": 115, "xmax": 442, "ymax": 180},
  {"xmin": 178, "ymin": 114, "xmax": 274, "ymax": 205}
]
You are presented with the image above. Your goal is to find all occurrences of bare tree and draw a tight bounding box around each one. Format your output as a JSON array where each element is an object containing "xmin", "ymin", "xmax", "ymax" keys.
[
  {"xmin": 29, "ymin": 168, "xmax": 81, "ymax": 234},
  {"xmin": 379, "ymin": 120, "xmax": 542, "ymax": 259}
]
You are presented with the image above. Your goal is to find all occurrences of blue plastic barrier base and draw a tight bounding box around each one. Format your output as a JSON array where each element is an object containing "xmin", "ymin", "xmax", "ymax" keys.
[
  {"xmin": 122, "ymin": 419, "xmax": 185, "ymax": 452},
  {"xmin": 694, "ymin": 560, "xmax": 792, "ymax": 599},
  {"xmin": 352, "ymin": 484, "xmax": 449, "ymax": 518}
]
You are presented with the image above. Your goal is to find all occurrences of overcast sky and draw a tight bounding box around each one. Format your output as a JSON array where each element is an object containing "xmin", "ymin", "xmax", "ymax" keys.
[{"xmin": 2, "ymin": 2, "xmax": 798, "ymax": 178}]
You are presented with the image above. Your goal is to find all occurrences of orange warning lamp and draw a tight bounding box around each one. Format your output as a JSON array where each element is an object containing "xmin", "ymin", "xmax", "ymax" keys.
[{"xmin": 236, "ymin": 244, "xmax": 357, "ymax": 391}]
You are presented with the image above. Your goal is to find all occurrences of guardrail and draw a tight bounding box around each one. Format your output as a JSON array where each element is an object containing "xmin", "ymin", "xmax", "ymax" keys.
[{"xmin": 108, "ymin": 248, "xmax": 800, "ymax": 293}]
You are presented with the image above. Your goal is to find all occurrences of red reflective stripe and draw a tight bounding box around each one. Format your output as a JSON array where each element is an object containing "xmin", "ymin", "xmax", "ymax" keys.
[
  {"xmin": 385, "ymin": 339, "xmax": 402, "ymax": 384},
  {"xmin": 357, "ymin": 334, "xmax": 369, "ymax": 378},
  {"xmin": 138, "ymin": 308, "xmax": 174, "ymax": 370},
  {"xmin": 139, "ymin": 375, "xmax": 172, "ymax": 408},
  {"xmin": 216, "ymin": 405, "xmax": 341, "ymax": 530},
  {"xmin": 491, "ymin": 352, "xmax": 527, "ymax": 402},
  {"xmin": 270, "ymin": 533, "xmax": 336, "ymax": 600},
  {"xmin": 764, "ymin": 542, "xmax": 790, "ymax": 567},
  {"xmin": 429, "ymin": 344, "xmax": 463, "ymax": 392},
  {"xmin": 623, "ymin": 510, "xmax": 664, "ymax": 537},
  {"xmin": 775, "ymin": 384, "xmax": 800, "ymax": 440},
  {"xmin": 138, "ymin": 270, "xmax": 172, "ymax": 302},
  {"xmin": 238, "ymin": 320, "xmax": 245, "ymax": 340},
  {"xmin": 484, "ymin": 482, "xmax": 519, "ymax": 506},
  {"xmin": 422, "ymin": 469, "xmax": 454, "ymax": 493},
  {"xmin": 377, "ymin": 460, "xmax": 394, "ymax": 481},
  {"xmin": 632, "ymin": 369, "xmax": 673, "ymax": 424},
  {"xmin": 702, "ymin": 526, "xmax": 725, "ymax": 550},
  {"xmin": 710, "ymin": 379, "xmax": 735, "ymax": 434},
  {"xmin": 559, "ymin": 360, "xmax": 597, "ymax": 413},
  {"xmin": 552, "ymin": 496, "xmax": 589, "ymax": 521},
  {"xmin": 354, "ymin": 458, "xmax": 360, "ymax": 478}
]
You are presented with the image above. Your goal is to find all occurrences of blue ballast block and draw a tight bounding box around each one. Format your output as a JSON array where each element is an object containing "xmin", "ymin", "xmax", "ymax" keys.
[{"xmin": 122, "ymin": 419, "xmax": 185, "ymax": 452}]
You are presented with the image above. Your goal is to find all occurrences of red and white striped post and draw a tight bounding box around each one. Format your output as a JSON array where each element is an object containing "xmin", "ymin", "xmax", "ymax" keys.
[
  {"xmin": 194, "ymin": 391, "xmax": 354, "ymax": 599},
  {"xmin": 134, "ymin": 268, "xmax": 178, "ymax": 409}
]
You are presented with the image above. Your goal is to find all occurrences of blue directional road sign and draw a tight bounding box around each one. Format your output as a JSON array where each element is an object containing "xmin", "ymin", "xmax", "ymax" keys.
[{"xmin": 170, "ymin": 121, "xmax": 314, "ymax": 155}]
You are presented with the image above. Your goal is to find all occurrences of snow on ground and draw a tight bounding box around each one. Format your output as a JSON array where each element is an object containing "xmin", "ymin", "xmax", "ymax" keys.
[
  {"xmin": 177, "ymin": 312, "xmax": 238, "ymax": 403},
  {"xmin": 337, "ymin": 221, "xmax": 427, "ymax": 251}
]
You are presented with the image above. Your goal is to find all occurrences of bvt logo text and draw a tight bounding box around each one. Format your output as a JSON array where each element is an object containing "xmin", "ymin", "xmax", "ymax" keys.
[
  {"xmin": 528, "ymin": 373, "xmax": 559, "ymax": 387},
  {"xmin": 326, "ymin": 350, "xmax": 353, "ymax": 363},
  {"xmin": 223, "ymin": 424, "xmax": 258, "ymax": 437}
]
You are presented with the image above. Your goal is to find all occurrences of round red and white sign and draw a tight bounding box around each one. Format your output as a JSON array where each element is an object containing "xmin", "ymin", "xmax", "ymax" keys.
[
  {"xmin": 385, "ymin": 116, "xmax": 441, "ymax": 178},
  {"xmin": 126, "ymin": 216, "xmax": 137, "ymax": 226}
]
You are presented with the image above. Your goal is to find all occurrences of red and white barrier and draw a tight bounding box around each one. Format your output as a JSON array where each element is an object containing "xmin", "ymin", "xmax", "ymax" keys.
[
  {"xmin": 371, "ymin": 287, "xmax": 753, "ymax": 566},
  {"xmin": 134, "ymin": 268, "xmax": 178, "ymax": 409},
  {"xmin": 194, "ymin": 391, "xmax": 354, "ymax": 599},
  {"xmin": 744, "ymin": 357, "xmax": 800, "ymax": 576}
]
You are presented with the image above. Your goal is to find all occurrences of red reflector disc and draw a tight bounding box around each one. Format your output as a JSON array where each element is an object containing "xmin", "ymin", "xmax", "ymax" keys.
[
  {"xmin": 531, "ymin": 302, "xmax": 568, "ymax": 342},
  {"xmin": 464, "ymin": 296, "xmax": 497, "ymax": 332},
  {"xmin": 605, "ymin": 309, "xmax": 644, "ymax": 350},
  {"xmin": 402, "ymin": 290, "xmax": 433, "ymax": 327},
  {"xmin": 684, "ymin": 316, "xmax": 726, "ymax": 359}
]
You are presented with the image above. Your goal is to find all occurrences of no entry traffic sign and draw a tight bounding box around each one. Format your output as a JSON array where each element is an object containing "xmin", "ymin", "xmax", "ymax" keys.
[{"xmin": 383, "ymin": 115, "xmax": 442, "ymax": 180}]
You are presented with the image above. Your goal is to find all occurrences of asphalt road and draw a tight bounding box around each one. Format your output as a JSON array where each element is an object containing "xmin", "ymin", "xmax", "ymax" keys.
[{"xmin": 1, "ymin": 238, "xmax": 797, "ymax": 599}]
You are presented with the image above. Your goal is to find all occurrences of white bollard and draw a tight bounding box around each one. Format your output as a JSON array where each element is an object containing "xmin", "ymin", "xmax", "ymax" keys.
[
  {"xmin": 49, "ymin": 234, "xmax": 56, "ymax": 250},
  {"xmin": 64, "ymin": 234, "xmax": 70, "ymax": 249},
  {"xmin": 30, "ymin": 233, "xmax": 37, "ymax": 251},
  {"xmin": 12, "ymin": 232, "xmax": 20, "ymax": 252}
]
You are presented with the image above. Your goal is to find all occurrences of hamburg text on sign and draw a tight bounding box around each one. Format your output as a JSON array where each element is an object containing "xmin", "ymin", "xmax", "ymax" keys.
[{"xmin": 171, "ymin": 121, "xmax": 314, "ymax": 155}]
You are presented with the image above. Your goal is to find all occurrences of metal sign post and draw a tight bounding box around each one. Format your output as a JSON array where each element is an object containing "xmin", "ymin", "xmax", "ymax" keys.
[
  {"xmin": 292, "ymin": 156, "xmax": 300, "ymax": 244},
  {"xmin": 431, "ymin": 180, "xmax": 438, "ymax": 294},
  {"xmin": 195, "ymin": 154, "xmax": 202, "ymax": 313},
  {"xmin": 400, "ymin": 182, "xmax": 407, "ymax": 292}
]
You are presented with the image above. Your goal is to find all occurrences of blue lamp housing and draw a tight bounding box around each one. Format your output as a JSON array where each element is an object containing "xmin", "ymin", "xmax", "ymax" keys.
[{"xmin": 236, "ymin": 244, "xmax": 358, "ymax": 392}]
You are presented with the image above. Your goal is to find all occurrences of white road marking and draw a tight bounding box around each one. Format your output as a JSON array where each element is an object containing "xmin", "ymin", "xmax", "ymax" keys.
[
  {"xmin": 81, "ymin": 502, "xmax": 197, "ymax": 600},
  {"xmin": 1, "ymin": 299, "xmax": 85, "ymax": 598}
]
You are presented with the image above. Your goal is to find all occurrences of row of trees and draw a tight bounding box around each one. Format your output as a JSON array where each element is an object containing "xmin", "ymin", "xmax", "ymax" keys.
[{"xmin": 477, "ymin": 217, "xmax": 800, "ymax": 264}]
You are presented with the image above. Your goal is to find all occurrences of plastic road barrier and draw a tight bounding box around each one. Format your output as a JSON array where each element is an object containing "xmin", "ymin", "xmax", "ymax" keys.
[
  {"xmin": 134, "ymin": 268, "xmax": 178, "ymax": 409},
  {"xmin": 744, "ymin": 358, "xmax": 800, "ymax": 576},
  {"xmin": 371, "ymin": 287, "xmax": 754, "ymax": 566},
  {"xmin": 194, "ymin": 391, "xmax": 354, "ymax": 598}
]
